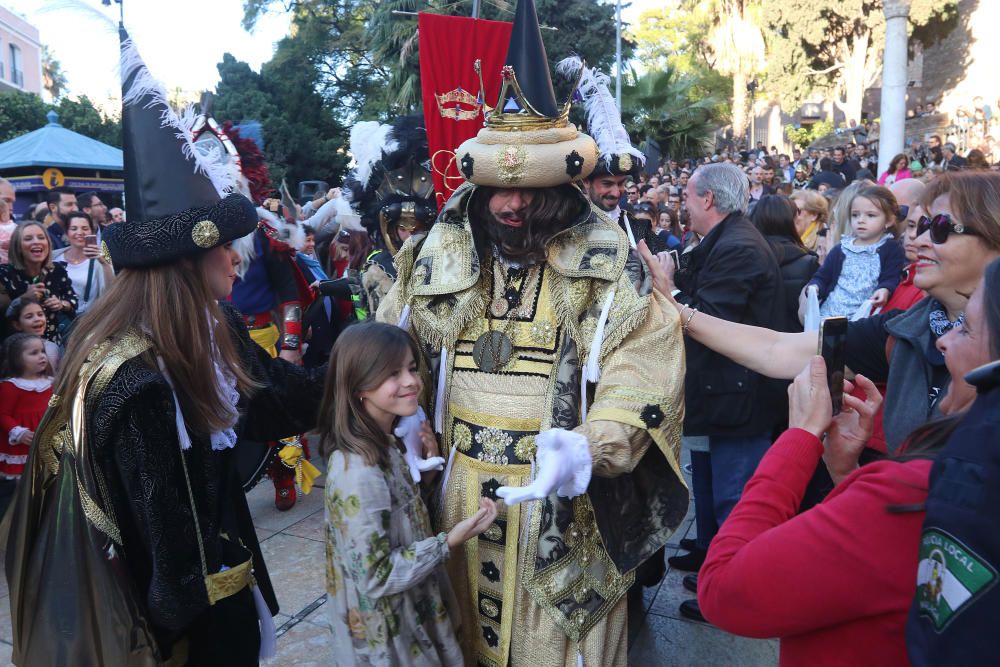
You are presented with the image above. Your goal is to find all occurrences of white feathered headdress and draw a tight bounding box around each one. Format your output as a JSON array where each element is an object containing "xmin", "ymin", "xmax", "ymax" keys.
[
  {"xmin": 557, "ymin": 56, "xmax": 644, "ymax": 171},
  {"xmin": 119, "ymin": 36, "xmax": 243, "ymax": 198}
]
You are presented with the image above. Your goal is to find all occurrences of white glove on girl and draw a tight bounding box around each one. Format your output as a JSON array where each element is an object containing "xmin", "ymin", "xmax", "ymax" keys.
[
  {"xmin": 496, "ymin": 428, "xmax": 592, "ymax": 504},
  {"xmin": 394, "ymin": 407, "xmax": 446, "ymax": 483}
]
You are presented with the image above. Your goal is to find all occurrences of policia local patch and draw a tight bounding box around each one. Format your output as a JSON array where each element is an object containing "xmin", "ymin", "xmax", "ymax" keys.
[{"xmin": 916, "ymin": 528, "xmax": 997, "ymax": 631}]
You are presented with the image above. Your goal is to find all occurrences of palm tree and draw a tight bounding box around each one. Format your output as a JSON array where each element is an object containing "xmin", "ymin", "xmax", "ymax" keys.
[
  {"xmin": 620, "ymin": 66, "xmax": 720, "ymax": 159},
  {"xmin": 701, "ymin": 0, "xmax": 765, "ymax": 141},
  {"xmin": 41, "ymin": 46, "xmax": 68, "ymax": 101}
]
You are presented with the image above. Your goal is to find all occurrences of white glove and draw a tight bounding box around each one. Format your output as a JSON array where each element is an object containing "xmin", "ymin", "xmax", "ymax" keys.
[
  {"xmin": 496, "ymin": 428, "xmax": 592, "ymax": 505},
  {"xmin": 394, "ymin": 407, "xmax": 446, "ymax": 483}
]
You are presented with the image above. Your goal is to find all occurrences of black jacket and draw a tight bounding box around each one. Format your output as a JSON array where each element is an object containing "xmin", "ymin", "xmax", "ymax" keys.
[
  {"xmin": 91, "ymin": 304, "xmax": 324, "ymax": 661},
  {"xmin": 832, "ymin": 159, "xmax": 857, "ymax": 185},
  {"xmin": 766, "ymin": 234, "xmax": 819, "ymax": 332},
  {"xmin": 906, "ymin": 371, "xmax": 1000, "ymax": 665},
  {"xmin": 808, "ymin": 170, "xmax": 846, "ymax": 191},
  {"xmin": 674, "ymin": 213, "xmax": 787, "ymax": 437}
]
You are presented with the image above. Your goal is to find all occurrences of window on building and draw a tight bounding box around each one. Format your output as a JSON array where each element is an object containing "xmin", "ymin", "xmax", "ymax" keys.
[
  {"xmin": 0, "ymin": 38, "xmax": 4, "ymax": 79},
  {"xmin": 9, "ymin": 44, "xmax": 22, "ymax": 87}
]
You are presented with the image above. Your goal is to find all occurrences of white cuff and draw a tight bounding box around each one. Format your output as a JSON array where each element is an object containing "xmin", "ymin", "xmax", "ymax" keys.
[{"xmin": 8, "ymin": 426, "xmax": 28, "ymax": 444}]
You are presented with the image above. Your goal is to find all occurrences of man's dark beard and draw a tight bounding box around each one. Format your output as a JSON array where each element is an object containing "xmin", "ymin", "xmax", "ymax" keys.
[
  {"xmin": 469, "ymin": 185, "xmax": 585, "ymax": 265},
  {"xmin": 484, "ymin": 214, "xmax": 564, "ymax": 265}
]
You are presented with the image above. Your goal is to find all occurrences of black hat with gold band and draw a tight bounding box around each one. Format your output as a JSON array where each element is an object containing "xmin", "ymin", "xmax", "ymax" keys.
[
  {"xmin": 102, "ymin": 28, "xmax": 258, "ymax": 270},
  {"xmin": 456, "ymin": 0, "xmax": 598, "ymax": 188}
]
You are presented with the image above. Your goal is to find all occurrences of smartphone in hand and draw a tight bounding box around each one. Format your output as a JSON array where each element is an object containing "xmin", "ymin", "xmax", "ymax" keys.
[
  {"xmin": 818, "ymin": 316, "xmax": 849, "ymax": 414},
  {"xmin": 85, "ymin": 234, "xmax": 98, "ymax": 247}
]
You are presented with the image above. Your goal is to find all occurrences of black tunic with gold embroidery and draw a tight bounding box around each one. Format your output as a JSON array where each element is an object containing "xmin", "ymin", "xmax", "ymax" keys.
[{"xmin": 5, "ymin": 303, "xmax": 324, "ymax": 666}]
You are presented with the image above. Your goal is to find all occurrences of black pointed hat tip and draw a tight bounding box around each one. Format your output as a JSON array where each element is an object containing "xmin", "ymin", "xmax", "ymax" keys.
[{"xmin": 504, "ymin": 0, "xmax": 558, "ymax": 117}]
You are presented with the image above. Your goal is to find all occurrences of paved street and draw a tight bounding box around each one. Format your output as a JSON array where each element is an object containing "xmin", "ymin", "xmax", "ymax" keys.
[
  {"xmin": 0, "ymin": 443, "xmax": 778, "ymax": 666},
  {"xmin": 249, "ymin": 443, "xmax": 779, "ymax": 666}
]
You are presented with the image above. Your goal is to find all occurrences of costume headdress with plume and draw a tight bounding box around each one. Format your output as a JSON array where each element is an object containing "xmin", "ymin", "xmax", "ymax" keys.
[
  {"xmin": 102, "ymin": 28, "xmax": 258, "ymax": 269},
  {"xmin": 558, "ymin": 56, "xmax": 644, "ymax": 180},
  {"xmin": 454, "ymin": 0, "xmax": 597, "ymax": 189}
]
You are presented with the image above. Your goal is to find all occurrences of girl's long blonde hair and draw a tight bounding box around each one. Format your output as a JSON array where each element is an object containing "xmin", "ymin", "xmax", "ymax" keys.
[{"xmin": 316, "ymin": 322, "xmax": 420, "ymax": 466}]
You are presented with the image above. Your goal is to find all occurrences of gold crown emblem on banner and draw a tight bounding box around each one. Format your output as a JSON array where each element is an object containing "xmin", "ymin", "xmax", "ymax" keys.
[
  {"xmin": 436, "ymin": 87, "xmax": 482, "ymax": 121},
  {"xmin": 474, "ymin": 59, "xmax": 581, "ymax": 132}
]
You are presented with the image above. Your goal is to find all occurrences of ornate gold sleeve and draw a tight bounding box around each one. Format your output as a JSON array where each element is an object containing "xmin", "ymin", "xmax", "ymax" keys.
[
  {"xmin": 576, "ymin": 289, "xmax": 686, "ymax": 482},
  {"xmin": 375, "ymin": 279, "xmax": 404, "ymax": 325}
]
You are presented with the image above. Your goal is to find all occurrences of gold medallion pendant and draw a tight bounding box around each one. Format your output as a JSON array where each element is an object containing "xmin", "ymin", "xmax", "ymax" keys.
[{"xmin": 472, "ymin": 331, "xmax": 514, "ymax": 372}]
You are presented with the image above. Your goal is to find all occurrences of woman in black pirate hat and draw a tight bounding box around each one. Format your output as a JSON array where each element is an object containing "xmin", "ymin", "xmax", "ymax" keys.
[{"xmin": 4, "ymin": 29, "xmax": 324, "ymax": 666}]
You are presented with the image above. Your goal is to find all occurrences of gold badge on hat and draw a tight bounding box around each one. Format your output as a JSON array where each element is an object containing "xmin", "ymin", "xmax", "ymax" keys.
[
  {"xmin": 192, "ymin": 220, "xmax": 220, "ymax": 248},
  {"xmin": 497, "ymin": 145, "xmax": 528, "ymax": 185},
  {"xmin": 619, "ymin": 154, "xmax": 633, "ymax": 172}
]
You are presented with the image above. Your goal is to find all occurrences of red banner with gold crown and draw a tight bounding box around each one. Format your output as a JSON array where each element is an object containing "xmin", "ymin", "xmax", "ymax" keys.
[{"xmin": 419, "ymin": 13, "xmax": 512, "ymax": 208}]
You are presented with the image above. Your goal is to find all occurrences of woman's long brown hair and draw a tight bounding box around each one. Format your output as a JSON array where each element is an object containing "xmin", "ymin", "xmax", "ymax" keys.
[
  {"xmin": 315, "ymin": 322, "xmax": 420, "ymax": 467},
  {"xmin": 55, "ymin": 256, "xmax": 259, "ymax": 435}
]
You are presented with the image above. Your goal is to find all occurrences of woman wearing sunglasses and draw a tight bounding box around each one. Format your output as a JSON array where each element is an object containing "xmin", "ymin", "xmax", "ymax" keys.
[{"xmin": 637, "ymin": 171, "xmax": 1000, "ymax": 453}]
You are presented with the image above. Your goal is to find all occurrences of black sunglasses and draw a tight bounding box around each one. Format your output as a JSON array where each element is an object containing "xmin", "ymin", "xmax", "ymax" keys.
[{"xmin": 916, "ymin": 213, "xmax": 977, "ymax": 244}]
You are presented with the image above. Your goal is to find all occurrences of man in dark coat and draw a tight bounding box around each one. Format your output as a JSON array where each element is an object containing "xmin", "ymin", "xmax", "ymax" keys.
[
  {"xmin": 808, "ymin": 157, "xmax": 847, "ymax": 191},
  {"xmin": 669, "ymin": 162, "xmax": 787, "ymax": 622},
  {"xmin": 831, "ymin": 146, "xmax": 857, "ymax": 185}
]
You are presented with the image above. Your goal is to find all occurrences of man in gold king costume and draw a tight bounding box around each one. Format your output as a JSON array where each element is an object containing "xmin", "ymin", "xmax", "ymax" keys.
[{"xmin": 377, "ymin": 1, "xmax": 688, "ymax": 664}]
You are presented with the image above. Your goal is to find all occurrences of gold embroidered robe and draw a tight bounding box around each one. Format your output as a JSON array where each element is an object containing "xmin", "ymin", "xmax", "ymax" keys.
[{"xmin": 378, "ymin": 183, "xmax": 688, "ymax": 667}]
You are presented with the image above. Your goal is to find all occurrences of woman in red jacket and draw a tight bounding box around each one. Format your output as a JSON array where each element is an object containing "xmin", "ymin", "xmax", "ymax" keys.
[{"xmin": 697, "ymin": 267, "xmax": 996, "ymax": 666}]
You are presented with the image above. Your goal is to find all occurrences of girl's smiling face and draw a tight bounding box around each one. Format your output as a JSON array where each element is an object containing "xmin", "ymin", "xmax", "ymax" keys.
[{"xmin": 15, "ymin": 303, "xmax": 46, "ymax": 336}]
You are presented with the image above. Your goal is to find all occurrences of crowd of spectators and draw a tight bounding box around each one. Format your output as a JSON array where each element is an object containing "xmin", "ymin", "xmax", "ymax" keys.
[
  {"xmin": 633, "ymin": 159, "xmax": 1000, "ymax": 665},
  {"xmin": 1, "ymin": 128, "xmax": 999, "ymax": 664}
]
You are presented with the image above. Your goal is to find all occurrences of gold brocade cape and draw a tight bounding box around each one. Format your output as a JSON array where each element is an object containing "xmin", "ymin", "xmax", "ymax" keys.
[
  {"xmin": 4, "ymin": 332, "xmax": 162, "ymax": 666},
  {"xmin": 379, "ymin": 183, "xmax": 689, "ymax": 659}
]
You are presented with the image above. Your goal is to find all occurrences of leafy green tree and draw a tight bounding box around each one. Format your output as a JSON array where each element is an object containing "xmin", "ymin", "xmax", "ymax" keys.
[
  {"xmin": 213, "ymin": 41, "xmax": 351, "ymax": 188},
  {"xmin": 762, "ymin": 0, "xmax": 957, "ymax": 125},
  {"xmin": 0, "ymin": 90, "xmax": 48, "ymax": 142},
  {"xmin": 0, "ymin": 90, "xmax": 121, "ymax": 146},
  {"xmin": 54, "ymin": 96, "xmax": 122, "ymax": 147},
  {"xmin": 243, "ymin": 0, "xmax": 631, "ymax": 115},
  {"xmin": 628, "ymin": 1, "xmax": 732, "ymax": 124},
  {"xmin": 621, "ymin": 66, "xmax": 719, "ymax": 159},
  {"xmin": 785, "ymin": 119, "xmax": 834, "ymax": 149}
]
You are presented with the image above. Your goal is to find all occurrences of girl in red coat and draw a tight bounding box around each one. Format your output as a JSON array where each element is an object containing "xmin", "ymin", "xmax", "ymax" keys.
[{"xmin": 0, "ymin": 333, "xmax": 53, "ymax": 480}]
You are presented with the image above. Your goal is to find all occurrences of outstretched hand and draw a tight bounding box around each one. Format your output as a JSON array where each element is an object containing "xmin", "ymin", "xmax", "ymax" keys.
[
  {"xmin": 496, "ymin": 428, "xmax": 592, "ymax": 504},
  {"xmin": 446, "ymin": 498, "xmax": 498, "ymax": 548},
  {"xmin": 637, "ymin": 240, "xmax": 677, "ymax": 298}
]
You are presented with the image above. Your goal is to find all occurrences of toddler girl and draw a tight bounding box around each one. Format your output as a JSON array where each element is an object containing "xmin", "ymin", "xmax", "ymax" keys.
[
  {"xmin": 806, "ymin": 185, "xmax": 906, "ymax": 318},
  {"xmin": 317, "ymin": 322, "xmax": 496, "ymax": 666},
  {"xmin": 0, "ymin": 333, "xmax": 53, "ymax": 481}
]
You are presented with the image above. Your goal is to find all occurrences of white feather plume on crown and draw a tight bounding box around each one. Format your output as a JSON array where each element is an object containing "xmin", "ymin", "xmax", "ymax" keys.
[
  {"xmin": 307, "ymin": 194, "xmax": 364, "ymax": 235},
  {"xmin": 557, "ymin": 56, "xmax": 644, "ymax": 169},
  {"xmin": 349, "ymin": 121, "xmax": 399, "ymax": 190},
  {"xmin": 120, "ymin": 37, "xmax": 243, "ymax": 198}
]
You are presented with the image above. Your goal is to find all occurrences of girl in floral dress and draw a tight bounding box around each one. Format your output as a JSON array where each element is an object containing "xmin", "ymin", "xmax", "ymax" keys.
[{"xmin": 316, "ymin": 322, "xmax": 497, "ymax": 666}]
